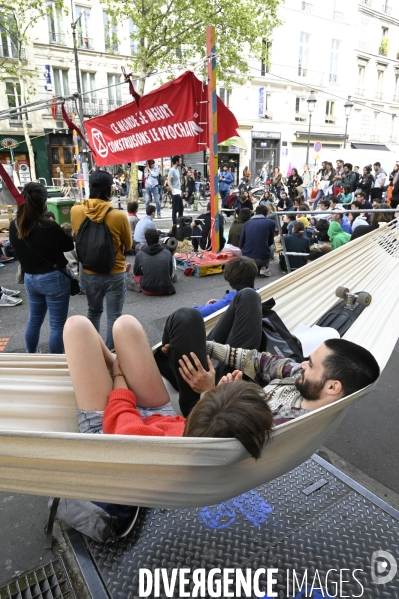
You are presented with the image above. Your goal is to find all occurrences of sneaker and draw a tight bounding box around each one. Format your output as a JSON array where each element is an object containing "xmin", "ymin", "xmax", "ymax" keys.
[
  {"xmin": 127, "ymin": 282, "xmax": 142, "ymax": 293},
  {"xmin": 0, "ymin": 293, "xmax": 22, "ymax": 306},
  {"xmin": 1, "ymin": 287, "xmax": 20, "ymax": 297},
  {"xmin": 0, "ymin": 256, "xmax": 14, "ymax": 263},
  {"xmin": 259, "ymin": 268, "xmax": 271, "ymax": 277},
  {"xmin": 156, "ymin": 215, "xmax": 161, "ymax": 219}
]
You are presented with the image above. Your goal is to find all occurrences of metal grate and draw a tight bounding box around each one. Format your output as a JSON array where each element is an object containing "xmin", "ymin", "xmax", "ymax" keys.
[{"xmin": 0, "ymin": 558, "xmax": 76, "ymax": 599}]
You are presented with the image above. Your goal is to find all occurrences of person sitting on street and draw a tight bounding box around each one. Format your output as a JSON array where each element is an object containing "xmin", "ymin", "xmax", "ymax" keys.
[
  {"xmin": 191, "ymin": 202, "xmax": 225, "ymax": 251},
  {"xmin": 282, "ymin": 213, "xmax": 297, "ymax": 235},
  {"xmin": 195, "ymin": 256, "xmax": 258, "ymax": 317},
  {"xmin": 235, "ymin": 192, "xmax": 253, "ymax": 216},
  {"xmin": 330, "ymin": 209, "xmax": 352, "ymax": 235},
  {"xmin": 321, "ymin": 221, "xmax": 351, "ymax": 254},
  {"xmin": 127, "ymin": 201, "xmax": 139, "ymax": 249},
  {"xmin": 131, "ymin": 228, "xmax": 176, "ymax": 296},
  {"xmin": 227, "ymin": 208, "xmax": 251, "ymax": 247},
  {"xmin": 280, "ymin": 221, "xmax": 310, "ymax": 270},
  {"xmin": 350, "ymin": 204, "xmax": 394, "ymax": 241},
  {"xmin": 277, "ymin": 191, "xmax": 292, "ymax": 211},
  {"xmin": 349, "ymin": 201, "xmax": 369, "ymax": 230},
  {"xmin": 354, "ymin": 191, "xmax": 373, "ymax": 210},
  {"xmin": 133, "ymin": 204, "xmax": 157, "ymax": 251},
  {"xmin": 239, "ymin": 204, "xmax": 275, "ymax": 276}
]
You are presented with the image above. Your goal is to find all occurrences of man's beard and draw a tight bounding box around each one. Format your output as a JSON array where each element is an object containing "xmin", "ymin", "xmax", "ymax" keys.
[{"xmin": 295, "ymin": 371, "xmax": 325, "ymax": 401}]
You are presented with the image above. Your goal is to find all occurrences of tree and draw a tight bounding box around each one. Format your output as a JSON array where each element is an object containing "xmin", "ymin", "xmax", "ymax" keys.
[
  {"xmin": 102, "ymin": 0, "xmax": 281, "ymax": 95},
  {"xmin": 0, "ymin": 0, "xmax": 64, "ymax": 180}
]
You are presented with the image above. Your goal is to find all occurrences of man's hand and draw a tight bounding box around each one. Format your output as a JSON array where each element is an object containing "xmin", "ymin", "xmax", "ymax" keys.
[
  {"xmin": 217, "ymin": 370, "xmax": 243, "ymax": 386},
  {"xmin": 179, "ymin": 353, "xmax": 215, "ymax": 393},
  {"xmin": 206, "ymin": 299, "xmax": 218, "ymax": 305}
]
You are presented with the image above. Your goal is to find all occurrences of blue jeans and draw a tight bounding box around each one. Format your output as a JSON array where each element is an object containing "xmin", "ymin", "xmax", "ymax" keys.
[
  {"xmin": 145, "ymin": 186, "xmax": 160, "ymax": 215},
  {"xmin": 313, "ymin": 189, "xmax": 324, "ymax": 209},
  {"xmin": 85, "ymin": 272, "xmax": 126, "ymax": 350},
  {"xmin": 195, "ymin": 182, "xmax": 200, "ymax": 194},
  {"xmin": 24, "ymin": 270, "xmax": 70, "ymax": 353},
  {"xmin": 219, "ymin": 189, "xmax": 229, "ymax": 206}
]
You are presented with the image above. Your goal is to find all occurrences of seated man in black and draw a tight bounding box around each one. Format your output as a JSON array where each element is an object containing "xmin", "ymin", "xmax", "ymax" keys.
[
  {"xmin": 190, "ymin": 202, "xmax": 225, "ymax": 251},
  {"xmin": 131, "ymin": 229, "xmax": 176, "ymax": 295},
  {"xmin": 281, "ymin": 221, "xmax": 310, "ymax": 270}
]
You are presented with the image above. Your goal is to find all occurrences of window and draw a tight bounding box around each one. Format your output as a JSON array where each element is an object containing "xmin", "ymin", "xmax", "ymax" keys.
[
  {"xmin": 103, "ymin": 12, "xmax": 118, "ymax": 53},
  {"xmin": 47, "ymin": 1, "xmax": 64, "ymax": 45},
  {"xmin": 219, "ymin": 87, "xmax": 231, "ymax": 108},
  {"xmin": 379, "ymin": 27, "xmax": 388, "ymax": 56},
  {"xmin": 5, "ymin": 81, "xmax": 22, "ymax": 122},
  {"xmin": 75, "ymin": 6, "xmax": 92, "ymax": 49},
  {"xmin": 0, "ymin": 13, "xmax": 18, "ymax": 58},
  {"xmin": 376, "ymin": 70, "xmax": 384, "ymax": 100},
  {"xmin": 356, "ymin": 65, "xmax": 365, "ymax": 96},
  {"xmin": 295, "ymin": 97, "xmax": 307, "ymax": 121},
  {"xmin": 359, "ymin": 20, "xmax": 369, "ymax": 51},
  {"xmin": 81, "ymin": 71, "xmax": 96, "ymax": 103},
  {"xmin": 325, "ymin": 100, "xmax": 335, "ymax": 123},
  {"xmin": 53, "ymin": 68, "xmax": 70, "ymax": 96},
  {"xmin": 261, "ymin": 39, "xmax": 272, "ymax": 76},
  {"xmin": 107, "ymin": 74, "xmax": 122, "ymax": 105},
  {"xmin": 329, "ymin": 40, "xmax": 340, "ymax": 83},
  {"xmin": 264, "ymin": 93, "xmax": 272, "ymax": 119},
  {"xmin": 129, "ymin": 18, "xmax": 138, "ymax": 54},
  {"xmin": 298, "ymin": 32, "xmax": 309, "ymax": 77}
]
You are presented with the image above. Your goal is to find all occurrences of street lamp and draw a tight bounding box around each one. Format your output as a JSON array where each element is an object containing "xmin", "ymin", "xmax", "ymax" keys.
[
  {"xmin": 306, "ymin": 90, "xmax": 317, "ymax": 165},
  {"xmin": 344, "ymin": 95, "xmax": 354, "ymax": 149}
]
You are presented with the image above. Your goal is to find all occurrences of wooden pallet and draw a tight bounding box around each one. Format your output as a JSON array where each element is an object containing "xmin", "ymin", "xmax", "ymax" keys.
[{"xmin": 176, "ymin": 257, "xmax": 224, "ymax": 277}]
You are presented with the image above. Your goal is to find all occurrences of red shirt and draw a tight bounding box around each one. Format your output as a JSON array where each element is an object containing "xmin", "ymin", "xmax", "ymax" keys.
[{"xmin": 103, "ymin": 388, "xmax": 186, "ymax": 437}]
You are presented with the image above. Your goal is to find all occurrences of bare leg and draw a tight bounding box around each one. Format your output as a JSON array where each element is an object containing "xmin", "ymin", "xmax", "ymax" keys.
[
  {"xmin": 64, "ymin": 315, "xmax": 114, "ymax": 411},
  {"xmin": 112, "ymin": 315, "xmax": 170, "ymax": 408}
]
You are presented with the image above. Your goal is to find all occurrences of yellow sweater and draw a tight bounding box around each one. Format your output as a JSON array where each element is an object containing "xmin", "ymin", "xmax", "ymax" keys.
[{"xmin": 71, "ymin": 199, "xmax": 132, "ymax": 274}]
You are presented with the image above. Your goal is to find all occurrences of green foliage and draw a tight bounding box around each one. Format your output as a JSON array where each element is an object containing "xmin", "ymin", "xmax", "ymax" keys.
[
  {"xmin": 379, "ymin": 38, "xmax": 388, "ymax": 56},
  {"xmin": 101, "ymin": 0, "xmax": 281, "ymax": 93}
]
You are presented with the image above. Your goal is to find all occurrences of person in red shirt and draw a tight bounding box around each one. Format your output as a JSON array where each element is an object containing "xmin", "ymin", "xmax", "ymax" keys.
[{"xmin": 63, "ymin": 313, "xmax": 273, "ymax": 459}]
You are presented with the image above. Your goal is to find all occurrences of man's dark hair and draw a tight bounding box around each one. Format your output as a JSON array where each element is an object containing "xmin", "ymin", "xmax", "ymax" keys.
[
  {"xmin": 146, "ymin": 204, "xmax": 156, "ymax": 216},
  {"xmin": 127, "ymin": 201, "xmax": 138, "ymax": 213},
  {"xmin": 172, "ymin": 155, "xmax": 181, "ymax": 165},
  {"xmin": 183, "ymin": 380, "xmax": 273, "ymax": 459},
  {"xmin": 293, "ymin": 221, "xmax": 304, "ymax": 234},
  {"xmin": 255, "ymin": 204, "xmax": 268, "ymax": 216},
  {"xmin": 287, "ymin": 213, "xmax": 297, "ymax": 221},
  {"xmin": 320, "ymin": 199, "xmax": 330, "ymax": 208},
  {"xmin": 374, "ymin": 162, "xmax": 381, "ymax": 168},
  {"xmin": 330, "ymin": 195, "xmax": 338, "ymax": 204},
  {"xmin": 344, "ymin": 163, "xmax": 353, "ymax": 171},
  {"xmin": 337, "ymin": 159, "xmax": 343, "ymax": 164},
  {"xmin": 281, "ymin": 191, "xmax": 287, "ymax": 196},
  {"xmin": 224, "ymin": 256, "xmax": 258, "ymax": 290},
  {"xmin": 145, "ymin": 228, "xmax": 160, "ymax": 245},
  {"xmin": 351, "ymin": 200, "xmax": 362, "ymax": 209},
  {"xmin": 356, "ymin": 191, "xmax": 366, "ymax": 199},
  {"xmin": 307, "ymin": 250, "xmax": 324, "ymax": 262},
  {"xmin": 323, "ymin": 339, "xmax": 380, "ymax": 397},
  {"xmin": 332, "ymin": 211, "xmax": 343, "ymax": 220},
  {"xmin": 239, "ymin": 208, "xmax": 251, "ymax": 223},
  {"xmin": 222, "ymin": 163, "xmax": 228, "ymax": 168}
]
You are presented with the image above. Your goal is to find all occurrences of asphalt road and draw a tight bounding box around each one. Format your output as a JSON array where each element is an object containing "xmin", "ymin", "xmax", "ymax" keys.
[{"xmin": 0, "ymin": 205, "xmax": 398, "ymax": 583}]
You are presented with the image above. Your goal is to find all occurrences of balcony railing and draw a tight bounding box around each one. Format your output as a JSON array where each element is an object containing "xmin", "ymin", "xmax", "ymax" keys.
[
  {"xmin": 49, "ymin": 31, "xmax": 67, "ymax": 46},
  {"xmin": 362, "ymin": 0, "xmax": 372, "ymax": 5},
  {"xmin": 329, "ymin": 74, "xmax": 339, "ymax": 83},
  {"xmin": 325, "ymin": 115, "xmax": 337, "ymax": 124},
  {"xmin": 381, "ymin": 4, "xmax": 392, "ymax": 14},
  {"xmin": 389, "ymin": 136, "xmax": 397, "ymax": 143},
  {"xmin": 355, "ymin": 88, "xmax": 365, "ymax": 97},
  {"xmin": 77, "ymin": 36, "xmax": 94, "ymax": 50},
  {"xmin": 358, "ymin": 41, "xmax": 369, "ymax": 52},
  {"xmin": 374, "ymin": 91, "xmax": 384, "ymax": 100},
  {"xmin": 295, "ymin": 113, "xmax": 307, "ymax": 122},
  {"xmin": 333, "ymin": 11, "xmax": 344, "ymax": 20},
  {"xmin": 370, "ymin": 135, "xmax": 380, "ymax": 141},
  {"xmin": 0, "ymin": 42, "xmax": 26, "ymax": 60},
  {"xmin": 56, "ymin": 99, "xmax": 127, "ymax": 119},
  {"xmin": 393, "ymin": 94, "xmax": 399, "ymax": 103},
  {"xmin": 263, "ymin": 111, "xmax": 273, "ymax": 120},
  {"xmin": 301, "ymin": 2, "xmax": 313, "ymax": 13}
]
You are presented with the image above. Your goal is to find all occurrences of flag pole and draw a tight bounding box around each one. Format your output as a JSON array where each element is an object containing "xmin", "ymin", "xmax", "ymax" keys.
[{"xmin": 206, "ymin": 26, "xmax": 220, "ymax": 253}]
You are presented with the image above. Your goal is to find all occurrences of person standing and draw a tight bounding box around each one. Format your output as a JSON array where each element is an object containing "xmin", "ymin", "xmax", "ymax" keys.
[
  {"xmin": 9, "ymin": 182, "xmax": 74, "ymax": 352},
  {"xmin": 271, "ymin": 166, "xmax": 282, "ymax": 198},
  {"xmin": 357, "ymin": 166, "xmax": 374, "ymax": 200},
  {"xmin": 302, "ymin": 164, "xmax": 313, "ymax": 201},
  {"xmin": 168, "ymin": 155, "xmax": 184, "ymax": 225},
  {"xmin": 144, "ymin": 160, "xmax": 161, "ymax": 218},
  {"xmin": 287, "ymin": 168, "xmax": 303, "ymax": 201},
  {"xmin": 71, "ymin": 171, "xmax": 132, "ymax": 351},
  {"xmin": 137, "ymin": 167, "xmax": 143, "ymax": 198},
  {"xmin": 371, "ymin": 162, "xmax": 387, "ymax": 202},
  {"xmin": 218, "ymin": 164, "xmax": 233, "ymax": 207}
]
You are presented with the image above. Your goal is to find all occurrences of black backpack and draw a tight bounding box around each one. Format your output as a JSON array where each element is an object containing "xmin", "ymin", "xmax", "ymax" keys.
[
  {"xmin": 75, "ymin": 207, "xmax": 116, "ymax": 274},
  {"xmin": 260, "ymin": 299, "xmax": 304, "ymax": 362},
  {"xmin": 316, "ymin": 218, "xmax": 330, "ymax": 241},
  {"xmin": 158, "ymin": 173, "xmax": 165, "ymax": 186}
]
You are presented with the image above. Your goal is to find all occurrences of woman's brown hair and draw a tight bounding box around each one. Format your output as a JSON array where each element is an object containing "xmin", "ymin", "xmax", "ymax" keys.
[{"xmin": 16, "ymin": 183, "xmax": 48, "ymax": 239}]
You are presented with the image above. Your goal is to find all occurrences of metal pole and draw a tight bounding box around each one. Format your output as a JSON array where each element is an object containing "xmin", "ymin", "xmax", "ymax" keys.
[
  {"xmin": 344, "ymin": 117, "xmax": 348, "ymax": 149},
  {"xmin": 306, "ymin": 112, "xmax": 312, "ymax": 165},
  {"xmin": 276, "ymin": 215, "xmax": 291, "ymax": 274},
  {"xmin": 207, "ymin": 26, "xmax": 220, "ymax": 253},
  {"xmin": 71, "ymin": 22, "xmax": 85, "ymax": 131}
]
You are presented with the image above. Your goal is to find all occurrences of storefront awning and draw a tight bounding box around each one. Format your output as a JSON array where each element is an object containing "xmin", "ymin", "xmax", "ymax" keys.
[
  {"xmin": 350, "ymin": 143, "xmax": 390, "ymax": 151},
  {"xmin": 218, "ymin": 136, "xmax": 247, "ymax": 150}
]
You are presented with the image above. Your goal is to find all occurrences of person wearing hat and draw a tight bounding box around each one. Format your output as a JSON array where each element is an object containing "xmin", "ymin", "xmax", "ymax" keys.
[
  {"xmin": 71, "ymin": 170, "xmax": 132, "ymax": 350},
  {"xmin": 144, "ymin": 160, "xmax": 161, "ymax": 218}
]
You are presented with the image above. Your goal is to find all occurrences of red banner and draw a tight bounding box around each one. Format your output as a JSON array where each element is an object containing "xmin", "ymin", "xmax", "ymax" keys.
[{"xmin": 84, "ymin": 71, "xmax": 239, "ymax": 166}]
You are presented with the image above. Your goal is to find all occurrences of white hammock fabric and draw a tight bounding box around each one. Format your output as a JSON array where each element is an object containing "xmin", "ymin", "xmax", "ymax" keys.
[{"xmin": 0, "ymin": 223, "xmax": 398, "ymax": 508}]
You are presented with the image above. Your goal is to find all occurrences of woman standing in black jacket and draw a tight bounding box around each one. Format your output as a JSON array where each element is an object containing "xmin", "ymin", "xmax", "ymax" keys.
[
  {"xmin": 287, "ymin": 168, "xmax": 303, "ymax": 201},
  {"xmin": 357, "ymin": 166, "xmax": 374, "ymax": 200},
  {"xmin": 9, "ymin": 183, "xmax": 74, "ymax": 353}
]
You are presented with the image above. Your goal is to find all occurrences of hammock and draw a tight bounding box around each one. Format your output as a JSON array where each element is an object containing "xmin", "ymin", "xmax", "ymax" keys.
[{"xmin": 0, "ymin": 223, "xmax": 398, "ymax": 509}]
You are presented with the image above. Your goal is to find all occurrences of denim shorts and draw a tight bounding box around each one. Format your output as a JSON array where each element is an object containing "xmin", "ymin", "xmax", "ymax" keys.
[{"xmin": 76, "ymin": 400, "xmax": 177, "ymax": 434}]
